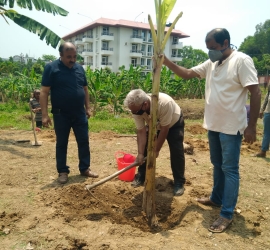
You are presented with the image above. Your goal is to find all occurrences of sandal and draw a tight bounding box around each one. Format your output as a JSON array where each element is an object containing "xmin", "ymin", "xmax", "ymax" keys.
[
  {"xmin": 196, "ymin": 197, "xmax": 221, "ymax": 207},
  {"xmin": 208, "ymin": 216, "xmax": 232, "ymax": 233}
]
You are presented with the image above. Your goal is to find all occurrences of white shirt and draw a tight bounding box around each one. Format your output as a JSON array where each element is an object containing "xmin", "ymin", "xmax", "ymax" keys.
[{"xmin": 192, "ymin": 51, "xmax": 258, "ymax": 135}]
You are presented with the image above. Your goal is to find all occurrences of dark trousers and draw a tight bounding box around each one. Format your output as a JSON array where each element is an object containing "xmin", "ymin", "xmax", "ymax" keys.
[
  {"xmin": 138, "ymin": 114, "xmax": 186, "ymax": 184},
  {"xmin": 36, "ymin": 121, "xmax": 42, "ymax": 128},
  {"xmin": 53, "ymin": 112, "xmax": 90, "ymax": 174}
]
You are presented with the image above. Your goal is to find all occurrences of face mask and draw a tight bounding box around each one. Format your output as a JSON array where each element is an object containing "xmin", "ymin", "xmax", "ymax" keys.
[
  {"xmin": 208, "ymin": 46, "xmax": 229, "ymax": 62},
  {"xmin": 134, "ymin": 109, "xmax": 145, "ymax": 115}
]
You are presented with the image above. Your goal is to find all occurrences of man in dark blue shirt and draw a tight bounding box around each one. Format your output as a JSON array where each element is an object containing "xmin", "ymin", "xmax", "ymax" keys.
[{"xmin": 40, "ymin": 42, "xmax": 98, "ymax": 184}]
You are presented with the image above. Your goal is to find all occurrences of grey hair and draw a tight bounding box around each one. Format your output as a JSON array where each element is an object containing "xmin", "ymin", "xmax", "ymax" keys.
[{"xmin": 124, "ymin": 89, "xmax": 149, "ymax": 107}]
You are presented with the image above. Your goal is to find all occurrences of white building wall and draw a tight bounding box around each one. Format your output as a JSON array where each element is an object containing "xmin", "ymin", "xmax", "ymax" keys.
[{"xmin": 70, "ymin": 24, "xmax": 184, "ymax": 72}]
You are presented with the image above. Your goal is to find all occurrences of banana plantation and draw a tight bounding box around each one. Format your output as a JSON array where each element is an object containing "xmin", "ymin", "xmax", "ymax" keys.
[{"xmin": 0, "ymin": 63, "xmax": 205, "ymax": 115}]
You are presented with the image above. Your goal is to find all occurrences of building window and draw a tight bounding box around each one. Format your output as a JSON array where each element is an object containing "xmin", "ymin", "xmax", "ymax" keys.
[
  {"xmin": 141, "ymin": 30, "xmax": 146, "ymax": 41},
  {"xmin": 173, "ymin": 36, "xmax": 179, "ymax": 44},
  {"xmin": 102, "ymin": 41, "xmax": 109, "ymax": 50},
  {"xmin": 147, "ymin": 59, "xmax": 151, "ymax": 69},
  {"xmin": 133, "ymin": 29, "xmax": 139, "ymax": 38},
  {"xmin": 141, "ymin": 58, "xmax": 145, "ymax": 66},
  {"xmin": 102, "ymin": 26, "xmax": 109, "ymax": 35},
  {"xmin": 172, "ymin": 49, "xmax": 177, "ymax": 56},
  {"xmin": 102, "ymin": 56, "xmax": 108, "ymax": 65},
  {"xmin": 131, "ymin": 58, "xmax": 137, "ymax": 67},
  {"xmin": 147, "ymin": 45, "xmax": 152, "ymax": 56},
  {"xmin": 132, "ymin": 44, "xmax": 138, "ymax": 52},
  {"xmin": 148, "ymin": 31, "xmax": 152, "ymax": 42}
]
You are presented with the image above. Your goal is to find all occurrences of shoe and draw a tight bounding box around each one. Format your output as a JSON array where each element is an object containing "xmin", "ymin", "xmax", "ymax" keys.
[
  {"xmin": 131, "ymin": 173, "xmax": 144, "ymax": 187},
  {"xmin": 208, "ymin": 216, "xmax": 232, "ymax": 233},
  {"xmin": 196, "ymin": 197, "xmax": 221, "ymax": 207},
  {"xmin": 81, "ymin": 168, "xmax": 99, "ymax": 178},
  {"xmin": 256, "ymin": 150, "xmax": 266, "ymax": 158},
  {"xmin": 174, "ymin": 182, "xmax": 185, "ymax": 196},
  {"xmin": 58, "ymin": 173, "xmax": 68, "ymax": 184}
]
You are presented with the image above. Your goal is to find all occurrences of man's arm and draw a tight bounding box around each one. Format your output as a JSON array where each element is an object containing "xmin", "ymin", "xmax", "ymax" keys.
[
  {"xmin": 40, "ymin": 86, "xmax": 52, "ymax": 127},
  {"xmin": 83, "ymin": 86, "xmax": 91, "ymax": 119},
  {"xmin": 156, "ymin": 124, "xmax": 170, "ymax": 157},
  {"xmin": 163, "ymin": 55, "xmax": 200, "ymax": 79},
  {"xmin": 244, "ymin": 84, "xmax": 261, "ymax": 143}
]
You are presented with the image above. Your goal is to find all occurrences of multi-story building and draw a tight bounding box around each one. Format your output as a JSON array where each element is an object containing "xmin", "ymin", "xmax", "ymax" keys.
[{"xmin": 62, "ymin": 17, "xmax": 189, "ymax": 72}]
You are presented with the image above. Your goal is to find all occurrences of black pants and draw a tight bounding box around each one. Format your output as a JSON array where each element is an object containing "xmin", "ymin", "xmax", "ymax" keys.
[
  {"xmin": 53, "ymin": 112, "xmax": 90, "ymax": 174},
  {"xmin": 138, "ymin": 114, "xmax": 185, "ymax": 185},
  {"xmin": 36, "ymin": 121, "xmax": 42, "ymax": 128}
]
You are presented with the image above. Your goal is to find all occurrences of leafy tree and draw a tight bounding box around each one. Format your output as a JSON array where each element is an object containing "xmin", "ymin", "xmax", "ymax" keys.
[
  {"xmin": 31, "ymin": 63, "xmax": 44, "ymax": 75},
  {"xmin": 42, "ymin": 54, "xmax": 57, "ymax": 61},
  {"xmin": 239, "ymin": 19, "xmax": 270, "ymax": 57},
  {"xmin": 177, "ymin": 46, "xmax": 208, "ymax": 68},
  {"xmin": 0, "ymin": 0, "xmax": 69, "ymax": 48}
]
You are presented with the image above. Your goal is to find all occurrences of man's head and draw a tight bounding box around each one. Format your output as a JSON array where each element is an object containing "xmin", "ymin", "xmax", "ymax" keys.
[
  {"xmin": 205, "ymin": 28, "xmax": 231, "ymax": 62},
  {"xmin": 124, "ymin": 89, "xmax": 150, "ymax": 115},
  {"xmin": 59, "ymin": 42, "xmax": 77, "ymax": 68}
]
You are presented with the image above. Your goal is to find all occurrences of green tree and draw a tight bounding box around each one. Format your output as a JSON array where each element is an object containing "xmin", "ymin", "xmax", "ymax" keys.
[
  {"xmin": 177, "ymin": 46, "xmax": 208, "ymax": 68},
  {"xmin": 42, "ymin": 54, "xmax": 57, "ymax": 61},
  {"xmin": 0, "ymin": 0, "xmax": 69, "ymax": 48},
  {"xmin": 239, "ymin": 19, "xmax": 270, "ymax": 58}
]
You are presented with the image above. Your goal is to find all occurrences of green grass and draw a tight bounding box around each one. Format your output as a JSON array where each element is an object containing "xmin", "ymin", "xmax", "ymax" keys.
[{"xmin": 0, "ymin": 102, "xmax": 136, "ymax": 134}]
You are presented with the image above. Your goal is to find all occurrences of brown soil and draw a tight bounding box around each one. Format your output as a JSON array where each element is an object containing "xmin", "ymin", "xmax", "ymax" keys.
[{"xmin": 0, "ymin": 101, "xmax": 270, "ymax": 250}]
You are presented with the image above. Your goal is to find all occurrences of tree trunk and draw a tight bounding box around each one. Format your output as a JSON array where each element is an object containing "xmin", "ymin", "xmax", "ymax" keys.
[{"xmin": 142, "ymin": 57, "xmax": 163, "ymax": 227}]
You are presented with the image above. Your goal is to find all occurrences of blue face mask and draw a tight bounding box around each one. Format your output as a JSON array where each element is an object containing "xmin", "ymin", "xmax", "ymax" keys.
[{"xmin": 208, "ymin": 46, "xmax": 229, "ymax": 62}]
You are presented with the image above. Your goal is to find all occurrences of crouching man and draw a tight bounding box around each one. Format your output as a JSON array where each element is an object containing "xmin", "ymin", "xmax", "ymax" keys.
[{"xmin": 124, "ymin": 89, "xmax": 186, "ymax": 196}]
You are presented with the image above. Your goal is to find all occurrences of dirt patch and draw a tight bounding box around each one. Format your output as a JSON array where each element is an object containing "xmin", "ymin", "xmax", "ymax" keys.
[{"xmin": 0, "ymin": 106, "xmax": 270, "ymax": 249}]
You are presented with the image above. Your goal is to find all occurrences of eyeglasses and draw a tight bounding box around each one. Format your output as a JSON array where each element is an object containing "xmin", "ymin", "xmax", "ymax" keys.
[{"xmin": 131, "ymin": 102, "xmax": 144, "ymax": 115}]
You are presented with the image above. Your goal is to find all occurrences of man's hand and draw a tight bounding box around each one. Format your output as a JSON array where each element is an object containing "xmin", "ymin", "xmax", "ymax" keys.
[
  {"xmin": 42, "ymin": 115, "xmax": 52, "ymax": 128},
  {"xmin": 259, "ymin": 111, "xmax": 263, "ymax": 119},
  {"xmin": 136, "ymin": 154, "xmax": 145, "ymax": 165},
  {"xmin": 86, "ymin": 108, "xmax": 91, "ymax": 119},
  {"xmin": 243, "ymin": 125, "xmax": 256, "ymax": 144}
]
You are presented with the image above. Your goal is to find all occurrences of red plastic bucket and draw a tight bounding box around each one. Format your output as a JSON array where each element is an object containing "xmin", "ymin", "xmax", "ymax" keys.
[{"xmin": 115, "ymin": 151, "xmax": 136, "ymax": 182}]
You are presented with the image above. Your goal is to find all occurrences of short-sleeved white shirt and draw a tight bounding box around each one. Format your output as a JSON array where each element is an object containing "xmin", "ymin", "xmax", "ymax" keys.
[
  {"xmin": 191, "ymin": 51, "xmax": 258, "ymax": 135},
  {"xmin": 133, "ymin": 93, "xmax": 181, "ymax": 130}
]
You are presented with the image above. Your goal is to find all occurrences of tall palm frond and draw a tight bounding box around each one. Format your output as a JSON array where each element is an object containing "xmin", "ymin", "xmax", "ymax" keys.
[{"xmin": 0, "ymin": 0, "xmax": 68, "ymax": 48}]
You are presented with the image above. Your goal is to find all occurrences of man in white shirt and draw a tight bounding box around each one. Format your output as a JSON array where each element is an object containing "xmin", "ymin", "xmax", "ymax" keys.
[
  {"xmin": 161, "ymin": 28, "xmax": 261, "ymax": 233},
  {"xmin": 124, "ymin": 89, "xmax": 186, "ymax": 196}
]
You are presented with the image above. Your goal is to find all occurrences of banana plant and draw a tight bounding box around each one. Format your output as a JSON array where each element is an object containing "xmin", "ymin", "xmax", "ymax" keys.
[
  {"xmin": 0, "ymin": 0, "xmax": 68, "ymax": 48},
  {"xmin": 143, "ymin": 0, "xmax": 183, "ymax": 226}
]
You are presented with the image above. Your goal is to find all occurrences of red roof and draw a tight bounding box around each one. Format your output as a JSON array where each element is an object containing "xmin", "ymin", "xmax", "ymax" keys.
[{"xmin": 62, "ymin": 17, "xmax": 190, "ymax": 40}]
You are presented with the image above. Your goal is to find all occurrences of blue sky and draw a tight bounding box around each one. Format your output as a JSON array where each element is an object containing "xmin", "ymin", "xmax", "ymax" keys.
[{"xmin": 0, "ymin": 0, "xmax": 269, "ymax": 59}]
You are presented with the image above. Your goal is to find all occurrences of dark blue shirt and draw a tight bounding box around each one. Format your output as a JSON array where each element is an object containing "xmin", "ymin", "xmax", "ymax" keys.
[{"xmin": 41, "ymin": 59, "xmax": 87, "ymax": 115}]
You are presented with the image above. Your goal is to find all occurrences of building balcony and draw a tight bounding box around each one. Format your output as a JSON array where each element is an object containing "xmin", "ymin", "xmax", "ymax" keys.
[
  {"xmin": 101, "ymin": 48, "xmax": 114, "ymax": 55},
  {"xmin": 83, "ymin": 35, "xmax": 93, "ymax": 43},
  {"xmin": 146, "ymin": 52, "xmax": 153, "ymax": 57},
  {"xmin": 75, "ymin": 39, "xmax": 84, "ymax": 46},
  {"xmin": 130, "ymin": 35, "xmax": 143, "ymax": 43},
  {"xmin": 171, "ymin": 42, "xmax": 183, "ymax": 49},
  {"xmin": 141, "ymin": 51, "xmax": 146, "ymax": 56},
  {"xmin": 82, "ymin": 49, "xmax": 93, "ymax": 56},
  {"xmin": 130, "ymin": 50, "xmax": 142, "ymax": 58},
  {"xmin": 171, "ymin": 55, "xmax": 182, "ymax": 62},
  {"xmin": 100, "ymin": 62, "xmax": 112, "ymax": 70},
  {"xmin": 101, "ymin": 32, "xmax": 114, "ymax": 41}
]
